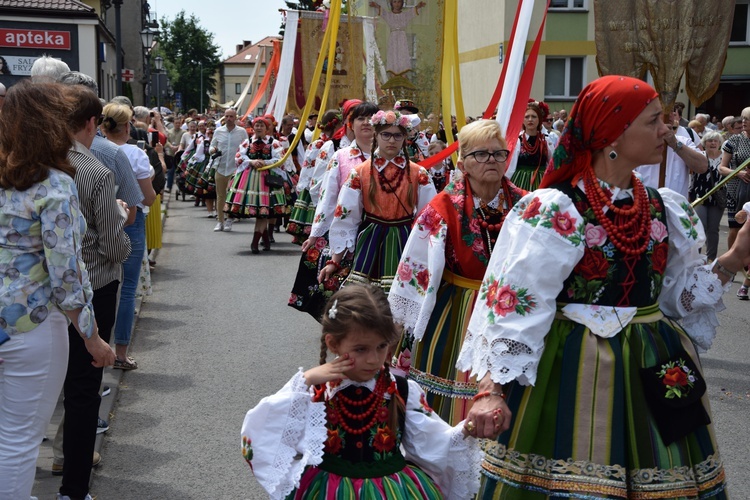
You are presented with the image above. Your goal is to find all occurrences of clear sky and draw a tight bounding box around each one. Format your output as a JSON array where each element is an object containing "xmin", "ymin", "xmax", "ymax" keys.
[{"xmin": 153, "ymin": 0, "xmax": 288, "ymax": 60}]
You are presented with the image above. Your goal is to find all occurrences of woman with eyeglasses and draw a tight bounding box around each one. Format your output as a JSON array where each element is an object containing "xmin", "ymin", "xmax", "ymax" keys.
[
  {"xmin": 718, "ymin": 107, "xmax": 750, "ymax": 299},
  {"xmin": 388, "ymin": 119, "xmax": 526, "ymax": 424},
  {"xmin": 319, "ymin": 110, "xmax": 436, "ymax": 295},
  {"xmin": 505, "ymin": 100, "xmax": 555, "ymax": 191}
]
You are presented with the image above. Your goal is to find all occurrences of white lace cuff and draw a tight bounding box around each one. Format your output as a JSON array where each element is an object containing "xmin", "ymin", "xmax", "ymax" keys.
[
  {"xmin": 242, "ymin": 370, "xmax": 326, "ymax": 499},
  {"xmin": 676, "ymin": 264, "xmax": 730, "ymax": 352},
  {"xmin": 389, "ymin": 293, "xmax": 420, "ymax": 335},
  {"xmin": 457, "ymin": 334, "xmax": 539, "ymax": 386},
  {"xmin": 443, "ymin": 424, "xmax": 482, "ymax": 499}
]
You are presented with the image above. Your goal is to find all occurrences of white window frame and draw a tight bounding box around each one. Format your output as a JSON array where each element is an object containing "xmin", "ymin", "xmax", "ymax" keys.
[
  {"xmin": 548, "ymin": 0, "xmax": 588, "ymax": 11},
  {"xmin": 730, "ymin": 0, "xmax": 750, "ymax": 46},
  {"xmin": 544, "ymin": 56, "xmax": 586, "ymax": 100}
]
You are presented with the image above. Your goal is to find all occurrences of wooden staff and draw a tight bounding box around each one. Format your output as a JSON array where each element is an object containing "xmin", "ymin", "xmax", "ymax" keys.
[{"xmin": 691, "ymin": 156, "xmax": 750, "ymax": 208}]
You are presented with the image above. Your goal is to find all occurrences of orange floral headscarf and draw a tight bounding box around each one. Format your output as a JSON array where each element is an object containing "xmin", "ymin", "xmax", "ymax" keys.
[{"xmin": 540, "ymin": 75, "xmax": 659, "ymax": 188}]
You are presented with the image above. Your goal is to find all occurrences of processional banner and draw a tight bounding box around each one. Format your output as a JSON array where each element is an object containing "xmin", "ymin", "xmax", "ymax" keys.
[
  {"xmin": 288, "ymin": 12, "xmax": 364, "ymax": 116},
  {"xmin": 594, "ymin": 0, "xmax": 735, "ymax": 107},
  {"xmin": 288, "ymin": 2, "xmax": 444, "ymax": 116}
]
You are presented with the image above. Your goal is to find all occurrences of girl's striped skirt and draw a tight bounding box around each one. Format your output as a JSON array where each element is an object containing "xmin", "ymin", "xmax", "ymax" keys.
[
  {"xmin": 287, "ymin": 188, "xmax": 316, "ymax": 245},
  {"xmin": 225, "ymin": 168, "xmax": 286, "ymax": 219}
]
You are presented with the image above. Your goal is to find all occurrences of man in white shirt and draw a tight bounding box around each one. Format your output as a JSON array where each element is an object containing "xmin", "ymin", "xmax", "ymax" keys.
[
  {"xmin": 636, "ymin": 112, "xmax": 708, "ymax": 197},
  {"xmin": 209, "ymin": 108, "xmax": 248, "ymax": 232}
]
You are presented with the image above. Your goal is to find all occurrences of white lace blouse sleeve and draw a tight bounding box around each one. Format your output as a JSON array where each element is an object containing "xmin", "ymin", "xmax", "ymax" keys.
[
  {"xmin": 297, "ymin": 141, "xmax": 321, "ymax": 194},
  {"xmin": 264, "ymin": 140, "xmax": 284, "ymax": 168},
  {"xmin": 310, "ymin": 153, "xmax": 343, "ymax": 237},
  {"xmin": 308, "ymin": 142, "xmax": 336, "ymax": 205},
  {"xmin": 240, "ymin": 370, "xmax": 327, "ymax": 500},
  {"xmin": 456, "ymin": 189, "xmax": 586, "ymax": 386},
  {"xmin": 402, "ymin": 379, "xmax": 482, "ymax": 499},
  {"xmin": 235, "ymin": 139, "xmax": 251, "ymax": 174},
  {"xmin": 415, "ymin": 167, "xmax": 437, "ymax": 215},
  {"xmin": 657, "ymin": 188, "xmax": 729, "ymax": 352},
  {"xmin": 388, "ymin": 204, "xmax": 448, "ymax": 340},
  {"xmin": 327, "ymin": 169, "xmax": 364, "ymax": 254}
]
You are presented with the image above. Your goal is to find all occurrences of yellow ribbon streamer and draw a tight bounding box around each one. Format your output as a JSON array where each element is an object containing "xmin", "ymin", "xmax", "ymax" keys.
[{"xmin": 259, "ymin": 4, "xmax": 342, "ymax": 171}]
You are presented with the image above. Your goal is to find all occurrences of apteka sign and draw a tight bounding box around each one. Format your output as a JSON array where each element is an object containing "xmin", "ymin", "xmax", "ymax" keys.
[{"xmin": 0, "ymin": 29, "xmax": 71, "ymax": 50}]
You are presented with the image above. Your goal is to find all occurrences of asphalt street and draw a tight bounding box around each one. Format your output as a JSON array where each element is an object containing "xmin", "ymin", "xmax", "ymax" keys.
[{"xmin": 86, "ymin": 195, "xmax": 750, "ymax": 499}]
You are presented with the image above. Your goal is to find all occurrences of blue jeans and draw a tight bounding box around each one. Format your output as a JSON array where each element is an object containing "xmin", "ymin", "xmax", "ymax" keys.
[{"xmin": 114, "ymin": 209, "xmax": 145, "ymax": 346}]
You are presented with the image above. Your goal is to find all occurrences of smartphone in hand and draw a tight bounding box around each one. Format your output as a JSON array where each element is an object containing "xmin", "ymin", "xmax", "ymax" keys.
[{"xmin": 151, "ymin": 132, "xmax": 159, "ymax": 147}]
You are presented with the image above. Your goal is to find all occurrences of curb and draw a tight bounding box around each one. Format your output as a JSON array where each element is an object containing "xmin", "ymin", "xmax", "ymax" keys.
[{"xmin": 32, "ymin": 193, "xmax": 170, "ymax": 499}]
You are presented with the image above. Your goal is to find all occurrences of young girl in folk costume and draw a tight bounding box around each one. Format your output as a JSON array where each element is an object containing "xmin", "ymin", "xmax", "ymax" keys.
[
  {"xmin": 290, "ymin": 102, "xmax": 380, "ymax": 320},
  {"xmin": 227, "ymin": 116, "xmax": 286, "ymax": 254},
  {"xmin": 194, "ymin": 124, "xmax": 219, "ymax": 216},
  {"xmin": 426, "ymin": 140, "xmax": 452, "ymax": 192},
  {"xmin": 505, "ymin": 100, "xmax": 555, "ymax": 192},
  {"xmin": 241, "ymin": 285, "xmax": 483, "ymax": 499},
  {"xmin": 319, "ymin": 110, "xmax": 437, "ymax": 294},
  {"xmin": 287, "ymin": 110, "xmax": 344, "ymax": 245}
]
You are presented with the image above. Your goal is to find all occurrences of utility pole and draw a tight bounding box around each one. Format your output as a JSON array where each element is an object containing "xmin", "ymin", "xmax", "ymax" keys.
[
  {"xmin": 113, "ymin": 0, "xmax": 123, "ymax": 96},
  {"xmin": 199, "ymin": 61, "xmax": 203, "ymax": 113}
]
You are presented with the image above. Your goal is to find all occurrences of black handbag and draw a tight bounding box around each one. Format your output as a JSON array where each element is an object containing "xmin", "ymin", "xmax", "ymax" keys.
[
  {"xmin": 265, "ymin": 171, "xmax": 285, "ymax": 189},
  {"xmin": 639, "ymin": 350, "xmax": 710, "ymax": 445}
]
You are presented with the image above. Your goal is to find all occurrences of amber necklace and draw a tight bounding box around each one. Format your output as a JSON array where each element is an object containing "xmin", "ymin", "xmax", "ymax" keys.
[{"xmin": 583, "ymin": 167, "xmax": 652, "ymax": 256}]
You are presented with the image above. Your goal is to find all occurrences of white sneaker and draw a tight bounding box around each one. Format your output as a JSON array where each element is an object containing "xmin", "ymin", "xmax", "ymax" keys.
[
  {"xmin": 223, "ymin": 219, "xmax": 233, "ymax": 232},
  {"xmin": 213, "ymin": 222, "xmax": 224, "ymax": 232}
]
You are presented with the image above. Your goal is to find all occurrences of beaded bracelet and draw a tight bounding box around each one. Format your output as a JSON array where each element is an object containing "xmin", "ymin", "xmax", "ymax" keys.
[
  {"xmin": 325, "ymin": 260, "xmax": 341, "ymax": 271},
  {"xmin": 473, "ymin": 390, "xmax": 506, "ymax": 402}
]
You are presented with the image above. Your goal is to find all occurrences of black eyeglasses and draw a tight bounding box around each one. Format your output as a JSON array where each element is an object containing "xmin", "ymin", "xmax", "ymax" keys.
[
  {"xmin": 379, "ymin": 131, "xmax": 405, "ymax": 142},
  {"xmin": 465, "ymin": 150, "xmax": 510, "ymax": 163}
]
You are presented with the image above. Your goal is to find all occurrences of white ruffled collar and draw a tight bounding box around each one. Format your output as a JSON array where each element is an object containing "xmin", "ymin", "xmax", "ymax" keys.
[
  {"xmin": 325, "ymin": 370, "xmax": 397, "ymax": 401},
  {"xmin": 372, "ymin": 151, "xmax": 407, "ymax": 172}
]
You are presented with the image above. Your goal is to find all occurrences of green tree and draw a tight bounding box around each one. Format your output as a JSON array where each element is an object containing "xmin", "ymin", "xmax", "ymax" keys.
[{"xmin": 157, "ymin": 11, "xmax": 221, "ymax": 112}]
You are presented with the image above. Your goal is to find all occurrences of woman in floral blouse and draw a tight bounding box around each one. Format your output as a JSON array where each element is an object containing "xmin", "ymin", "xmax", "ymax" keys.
[
  {"xmin": 318, "ymin": 110, "xmax": 436, "ymax": 294},
  {"xmin": 458, "ymin": 76, "xmax": 750, "ymax": 498},
  {"xmin": 388, "ymin": 120, "xmax": 526, "ymax": 425},
  {"xmin": 0, "ymin": 82, "xmax": 114, "ymax": 499}
]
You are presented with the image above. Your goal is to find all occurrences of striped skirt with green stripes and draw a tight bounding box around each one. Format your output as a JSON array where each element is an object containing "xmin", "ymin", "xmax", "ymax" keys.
[
  {"xmin": 478, "ymin": 305, "xmax": 727, "ymax": 499},
  {"xmin": 288, "ymin": 464, "xmax": 443, "ymax": 499},
  {"xmin": 407, "ymin": 279, "xmax": 480, "ymax": 426},
  {"xmin": 509, "ymin": 163, "xmax": 544, "ymax": 193},
  {"xmin": 344, "ymin": 214, "xmax": 412, "ymax": 295},
  {"xmin": 287, "ymin": 188, "xmax": 316, "ymax": 245}
]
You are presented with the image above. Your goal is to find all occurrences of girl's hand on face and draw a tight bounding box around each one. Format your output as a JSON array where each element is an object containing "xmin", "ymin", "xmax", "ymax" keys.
[{"xmin": 303, "ymin": 353, "xmax": 355, "ymax": 387}]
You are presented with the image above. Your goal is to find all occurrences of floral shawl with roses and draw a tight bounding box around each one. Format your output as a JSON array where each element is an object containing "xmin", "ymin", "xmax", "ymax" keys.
[
  {"xmin": 389, "ymin": 175, "xmax": 526, "ymax": 340},
  {"xmin": 239, "ymin": 369, "xmax": 482, "ymax": 499},
  {"xmin": 457, "ymin": 184, "xmax": 729, "ymax": 387}
]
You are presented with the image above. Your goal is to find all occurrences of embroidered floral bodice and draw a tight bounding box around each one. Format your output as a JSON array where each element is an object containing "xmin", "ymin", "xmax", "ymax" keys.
[{"xmin": 553, "ymin": 183, "xmax": 669, "ymax": 307}]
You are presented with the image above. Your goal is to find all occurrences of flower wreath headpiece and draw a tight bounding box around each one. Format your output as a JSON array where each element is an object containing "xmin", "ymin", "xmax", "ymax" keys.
[
  {"xmin": 370, "ymin": 110, "xmax": 414, "ymax": 132},
  {"xmin": 528, "ymin": 99, "xmax": 550, "ymax": 120}
]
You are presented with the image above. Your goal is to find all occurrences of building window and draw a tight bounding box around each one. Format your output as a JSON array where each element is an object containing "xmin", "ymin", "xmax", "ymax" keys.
[
  {"xmin": 545, "ymin": 57, "xmax": 585, "ymax": 99},
  {"xmin": 731, "ymin": 0, "xmax": 749, "ymax": 44},
  {"xmin": 549, "ymin": 0, "xmax": 585, "ymax": 9},
  {"xmin": 235, "ymin": 83, "xmax": 242, "ymax": 94}
]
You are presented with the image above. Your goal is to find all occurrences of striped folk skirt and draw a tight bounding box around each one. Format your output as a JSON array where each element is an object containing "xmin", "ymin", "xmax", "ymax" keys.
[
  {"xmin": 288, "ymin": 464, "xmax": 443, "ymax": 499},
  {"xmin": 401, "ymin": 271, "xmax": 480, "ymax": 426},
  {"xmin": 477, "ymin": 304, "xmax": 727, "ymax": 499},
  {"xmin": 509, "ymin": 163, "xmax": 544, "ymax": 193},
  {"xmin": 343, "ymin": 214, "xmax": 412, "ymax": 296},
  {"xmin": 286, "ymin": 188, "xmax": 316, "ymax": 245},
  {"xmin": 225, "ymin": 168, "xmax": 286, "ymax": 219}
]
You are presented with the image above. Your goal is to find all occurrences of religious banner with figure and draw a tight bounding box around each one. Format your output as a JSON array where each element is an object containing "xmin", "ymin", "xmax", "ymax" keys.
[
  {"xmin": 288, "ymin": 11, "xmax": 365, "ymax": 116},
  {"xmin": 594, "ymin": 0, "xmax": 735, "ymax": 108},
  {"xmin": 349, "ymin": 0, "xmax": 444, "ymax": 115}
]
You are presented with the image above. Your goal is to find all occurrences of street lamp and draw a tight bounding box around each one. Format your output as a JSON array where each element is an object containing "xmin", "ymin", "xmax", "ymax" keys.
[
  {"xmin": 154, "ymin": 55, "xmax": 163, "ymax": 113},
  {"xmin": 140, "ymin": 26, "xmax": 159, "ymax": 106}
]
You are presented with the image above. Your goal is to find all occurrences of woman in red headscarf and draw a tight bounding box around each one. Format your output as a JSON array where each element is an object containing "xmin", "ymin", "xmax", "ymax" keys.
[
  {"xmin": 226, "ymin": 116, "xmax": 286, "ymax": 253},
  {"xmin": 457, "ymin": 76, "xmax": 750, "ymax": 498}
]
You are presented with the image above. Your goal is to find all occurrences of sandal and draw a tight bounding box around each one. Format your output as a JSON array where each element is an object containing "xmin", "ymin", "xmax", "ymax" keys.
[{"xmin": 114, "ymin": 356, "xmax": 138, "ymax": 370}]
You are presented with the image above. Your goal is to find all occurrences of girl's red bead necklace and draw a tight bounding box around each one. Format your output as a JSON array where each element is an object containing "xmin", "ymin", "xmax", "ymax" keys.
[{"xmin": 331, "ymin": 370, "xmax": 390, "ymax": 435}]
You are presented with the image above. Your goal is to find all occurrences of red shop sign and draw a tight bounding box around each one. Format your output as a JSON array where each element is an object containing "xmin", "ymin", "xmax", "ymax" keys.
[{"xmin": 0, "ymin": 29, "xmax": 71, "ymax": 50}]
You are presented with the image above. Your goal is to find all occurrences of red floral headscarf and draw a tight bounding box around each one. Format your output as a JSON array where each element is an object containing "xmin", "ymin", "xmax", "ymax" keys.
[{"xmin": 540, "ymin": 75, "xmax": 658, "ymax": 188}]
